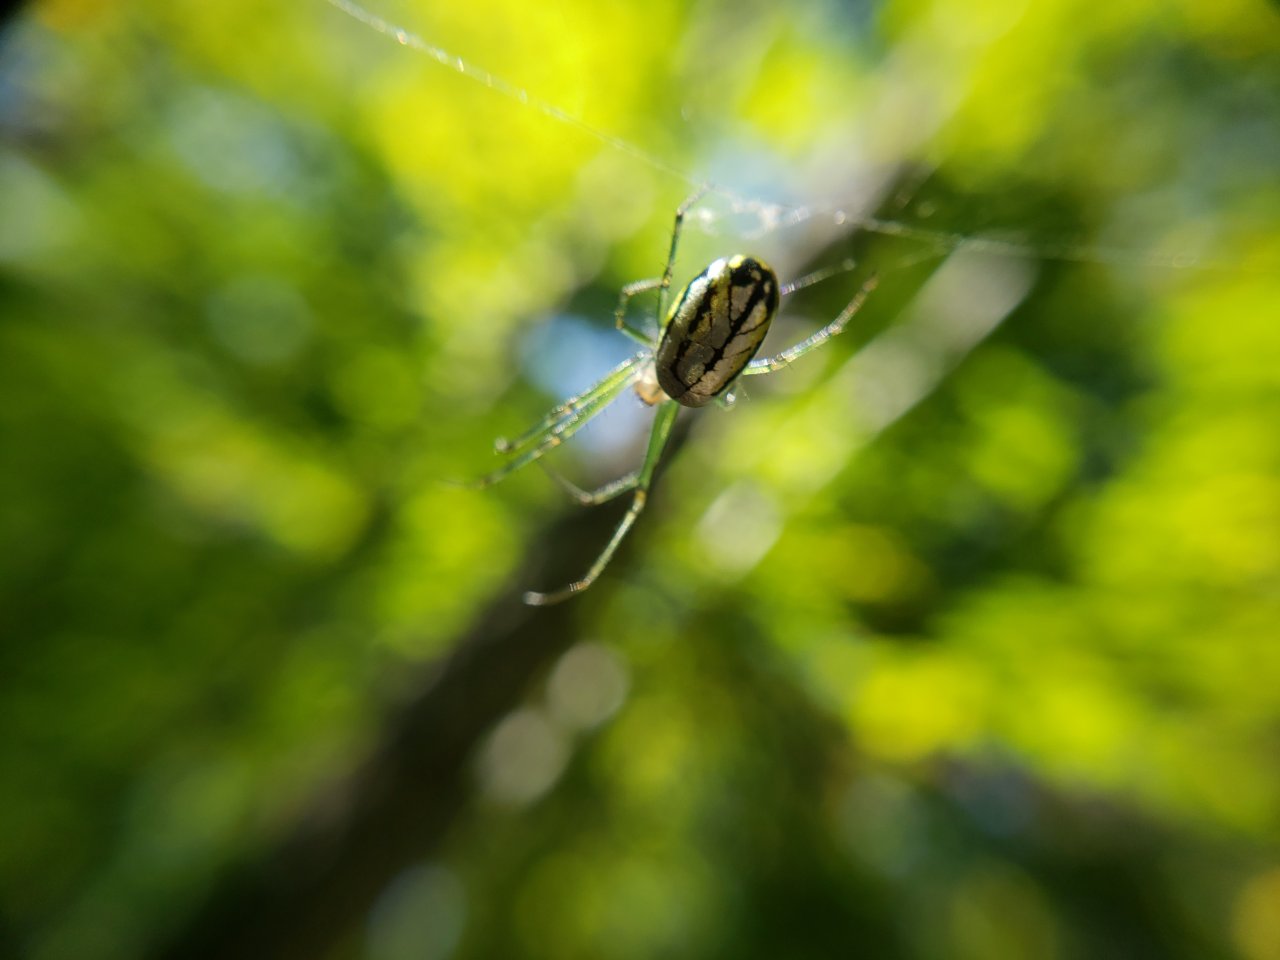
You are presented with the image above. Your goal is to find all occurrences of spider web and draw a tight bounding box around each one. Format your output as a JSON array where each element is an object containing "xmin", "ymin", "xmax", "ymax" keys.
[
  {"xmin": 323, "ymin": 0, "xmax": 1273, "ymax": 474},
  {"xmin": 322, "ymin": 0, "xmax": 1258, "ymax": 274}
]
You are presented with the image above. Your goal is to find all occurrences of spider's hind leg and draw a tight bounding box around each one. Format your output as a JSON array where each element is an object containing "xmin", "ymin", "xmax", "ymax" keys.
[
  {"xmin": 743, "ymin": 273, "xmax": 879, "ymax": 376},
  {"xmin": 614, "ymin": 278, "xmax": 662, "ymax": 346}
]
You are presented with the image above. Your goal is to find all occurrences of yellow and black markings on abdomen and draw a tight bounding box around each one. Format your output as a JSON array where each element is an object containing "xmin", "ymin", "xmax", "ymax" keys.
[{"xmin": 655, "ymin": 255, "xmax": 780, "ymax": 407}]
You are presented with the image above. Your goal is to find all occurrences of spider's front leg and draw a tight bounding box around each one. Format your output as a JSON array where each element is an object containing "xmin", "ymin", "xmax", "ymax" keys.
[
  {"xmin": 537, "ymin": 461, "xmax": 640, "ymax": 506},
  {"xmin": 470, "ymin": 353, "xmax": 644, "ymax": 489}
]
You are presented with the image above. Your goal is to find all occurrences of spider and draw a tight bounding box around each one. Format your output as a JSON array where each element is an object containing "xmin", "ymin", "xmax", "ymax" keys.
[{"xmin": 475, "ymin": 192, "xmax": 879, "ymax": 605}]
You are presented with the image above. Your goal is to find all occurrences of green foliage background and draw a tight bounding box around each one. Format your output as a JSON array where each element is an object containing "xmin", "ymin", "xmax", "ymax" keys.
[{"xmin": 1, "ymin": 0, "xmax": 1278, "ymax": 957}]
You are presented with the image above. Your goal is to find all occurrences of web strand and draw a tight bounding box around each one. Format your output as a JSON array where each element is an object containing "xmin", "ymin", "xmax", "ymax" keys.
[
  {"xmin": 324, "ymin": 0, "xmax": 705, "ymax": 189},
  {"xmin": 324, "ymin": 0, "xmax": 1253, "ymax": 276}
]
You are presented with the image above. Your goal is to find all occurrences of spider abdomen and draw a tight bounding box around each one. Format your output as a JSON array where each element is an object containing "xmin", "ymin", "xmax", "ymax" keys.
[{"xmin": 656, "ymin": 255, "xmax": 779, "ymax": 407}]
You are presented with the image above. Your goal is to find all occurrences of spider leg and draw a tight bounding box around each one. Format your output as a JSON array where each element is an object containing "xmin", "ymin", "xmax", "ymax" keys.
[
  {"xmin": 524, "ymin": 399, "xmax": 678, "ymax": 605},
  {"xmin": 614, "ymin": 184, "xmax": 711, "ymax": 346},
  {"xmin": 614, "ymin": 278, "xmax": 662, "ymax": 346},
  {"xmin": 742, "ymin": 273, "xmax": 879, "ymax": 376},
  {"xmin": 537, "ymin": 461, "xmax": 640, "ymax": 506},
  {"xmin": 493, "ymin": 353, "xmax": 645, "ymax": 456},
  {"xmin": 778, "ymin": 257, "xmax": 859, "ymax": 297},
  {"xmin": 472, "ymin": 358, "xmax": 643, "ymax": 489},
  {"xmin": 657, "ymin": 186, "xmax": 709, "ymax": 323}
]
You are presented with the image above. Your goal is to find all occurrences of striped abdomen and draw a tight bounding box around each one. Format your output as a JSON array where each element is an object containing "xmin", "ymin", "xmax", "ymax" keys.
[{"xmin": 655, "ymin": 255, "xmax": 779, "ymax": 408}]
